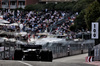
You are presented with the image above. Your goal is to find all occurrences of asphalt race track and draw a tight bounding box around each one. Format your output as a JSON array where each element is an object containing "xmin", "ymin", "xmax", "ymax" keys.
[{"xmin": 0, "ymin": 54, "xmax": 95, "ymax": 66}]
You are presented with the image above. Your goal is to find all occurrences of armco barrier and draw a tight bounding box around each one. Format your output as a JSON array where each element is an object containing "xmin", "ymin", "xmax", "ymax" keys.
[{"xmin": 94, "ymin": 44, "xmax": 100, "ymax": 61}]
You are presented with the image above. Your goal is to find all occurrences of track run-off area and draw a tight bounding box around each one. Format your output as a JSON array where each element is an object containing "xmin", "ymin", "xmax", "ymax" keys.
[{"xmin": 0, "ymin": 53, "xmax": 95, "ymax": 66}]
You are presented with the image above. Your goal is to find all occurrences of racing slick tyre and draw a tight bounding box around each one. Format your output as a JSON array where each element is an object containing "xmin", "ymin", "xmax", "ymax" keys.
[
  {"xmin": 14, "ymin": 50, "xmax": 23, "ymax": 60},
  {"xmin": 40, "ymin": 50, "xmax": 53, "ymax": 62}
]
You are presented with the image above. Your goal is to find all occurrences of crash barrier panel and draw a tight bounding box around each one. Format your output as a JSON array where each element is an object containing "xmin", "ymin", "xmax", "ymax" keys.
[
  {"xmin": 94, "ymin": 44, "xmax": 100, "ymax": 61},
  {"xmin": 88, "ymin": 48, "xmax": 94, "ymax": 56},
  {"xmin": 0, "ymin": 50, "xmax": 14, "ymax": 60},
  {"xmin": 13, "ymin": 39, "xmax": 94, "ymax": 61},
  {"xmin": 42, "ymin": 41, "xmax": 94, "ymax": 59},
  {"xmin": 86, "ymin": 56, "xmax": 94, "ymax": 62},
  {"xmin": 0, "ymin": 52, "xmax": 2, "ymax": 60}
]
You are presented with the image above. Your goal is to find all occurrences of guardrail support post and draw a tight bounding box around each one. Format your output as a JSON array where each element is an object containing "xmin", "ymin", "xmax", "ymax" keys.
[{"xmin": 4, "ymin": 40, "xmax": 5, "ymax": 59}]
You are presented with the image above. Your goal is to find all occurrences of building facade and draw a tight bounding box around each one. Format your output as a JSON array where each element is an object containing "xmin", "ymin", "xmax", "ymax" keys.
[
  {"xmin": 39, "ymin": 0, "xmax": 77, "ymax": 3},
  {"xmin": 39, "ymin": 0, "xmax": 77, "ymax": 2},
  {"xmin": 0, "ymin": 0, "xmax": 77, "ymax": 9},
  {"xmin": 1, "ymin": 0, "xmax": 39, "ymax": 9},
  {"xmin": 0, "ymin": 0, "xmax": 2, "ymax": 8}
]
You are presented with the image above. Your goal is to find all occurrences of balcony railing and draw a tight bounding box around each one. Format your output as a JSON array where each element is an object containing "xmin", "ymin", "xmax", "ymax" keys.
[
  {"xmin": 2, "ymin": 5, "xmax": 9, "ymax": 8},
  {"xmin": 9, "ymin": 5, "xmax": 17, "ymax": 9},
  {"xmin": 18, "ymin": 5, "xmax": 25, "ymax": 9}
]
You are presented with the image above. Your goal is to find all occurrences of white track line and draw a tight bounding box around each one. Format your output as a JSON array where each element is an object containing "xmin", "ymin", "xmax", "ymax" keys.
[{"xmin": 18, "ymin": 61, "xmax": 33, "ymax": 66}]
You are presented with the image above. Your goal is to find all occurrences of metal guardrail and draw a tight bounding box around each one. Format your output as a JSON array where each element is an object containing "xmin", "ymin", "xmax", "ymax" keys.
[
  {"xmin": 94, "ymin": 44, "xmax": 100, "ymax": 61},
  {"xmin": 41, "ymin": 39, "xmax": 94, "ymax": 58},
  {"xmin": 0, "ymin": 39, "xmax": 94, "ymax": 60},
  {"xmin": 0, "ymin": 41, "xmax": 16, "ymax": 60}
]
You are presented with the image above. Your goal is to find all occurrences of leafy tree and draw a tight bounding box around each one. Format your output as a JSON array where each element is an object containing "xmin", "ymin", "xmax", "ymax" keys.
[
  {"xmin": 32, "ymin": 4, "xmax": 44, "ymax": 11},
  {"xmin": 55, "ymin": 3, "xmax": 65, "ymax": 10},
  {"xmin": 55, "ymin": 2, "xmax": 76, "ymax": 11},
  {"xmin": 73, "ymin": 0, "xmax": 94, "ymax": 13},
  {"xmin": 74, "ymin": 10, "xmax": 86, "ymax": 30},
  {"xmin": 96, "ymin": 17, "xmax": 100, "ymax": 22},
  {"xmin": 25, "ymin": 5, "xmax": 34, "ymax": 11},
  {"xmin": 70, "ymin": 24, "xmax": 76, "ymax": 31},
  {"xmin": 64, "ymin": 2, "xmax": 76, "ymax": 12},
  {"xmin": 85, "ymin": 1, "xmax": 100, "ymax": 30},
  {"xmin": 44, "ymin": 3, "xmax": 56, "ymax": 10}
]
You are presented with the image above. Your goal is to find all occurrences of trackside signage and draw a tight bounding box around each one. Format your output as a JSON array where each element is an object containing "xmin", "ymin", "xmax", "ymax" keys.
[{"xmin": 91, "ymin": 22, "xmax": 99, "ymax": 39}]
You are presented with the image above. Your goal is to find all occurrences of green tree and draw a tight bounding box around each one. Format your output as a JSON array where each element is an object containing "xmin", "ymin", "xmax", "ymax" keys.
[
  {"xmin": 70, "ymin": 24, "xmax": 76, "ymax": 31},
  {"xmin": 74, "ymin": 10, "xmax": 86, "ymax": 30},
  {"xmin": 25, "ymin": 4, "xmax": 44, "ymax": 11},
  {"xmin": 85, "ymin": 1, "xmax": 100, "ymax": 30},
  {"xmin": 73, "ymin": 0, "xmax": 94, "ymax": 13},
  {"xmin": 25, "ymin": 5, "xmax": 34, "ymax": 11},
  {"xmin": 55, "ymin": 2, "xmax": 76, "ymax": 11},
  {"xmin": 55, "ymin": 3, "xmax": 65, "ymax": 10},
  {"xmin": 64, "ymin": 2, "xmax": 76, "ymax": 12},
  {"xmin": 44, "ymin": 3, "xmax": 56, "ymax": 10},
  {"xmin": 33, "ymin": 4, "xmax": 44, "ymax": 11}
]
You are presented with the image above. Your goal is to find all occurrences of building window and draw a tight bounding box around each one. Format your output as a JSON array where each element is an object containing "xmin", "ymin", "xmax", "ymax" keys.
[
  {"xmin": 10, "ymin": 1, "xmax": 15, "ymax": 5},
  {"xmin": 22, "ymin": 1, "xmax": 25, "ymax": 5},
  {"xmin": 19, "ymin": 1, "xmax": 25, "ymax": 5},
  {"xmin": 2, "ymin": 2, "xmax": 6, "ymax": 5}
]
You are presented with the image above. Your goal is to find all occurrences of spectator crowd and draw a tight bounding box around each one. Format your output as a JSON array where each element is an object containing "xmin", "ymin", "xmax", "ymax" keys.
[{"xmin": 0, "ymin": 9, "xmax": 79, "ymax": 39}]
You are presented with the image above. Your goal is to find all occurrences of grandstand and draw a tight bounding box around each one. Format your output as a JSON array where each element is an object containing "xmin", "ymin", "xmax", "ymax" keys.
[{"xmin": 0, "ymin": 8, "xmax": 80, "ymax": 39}]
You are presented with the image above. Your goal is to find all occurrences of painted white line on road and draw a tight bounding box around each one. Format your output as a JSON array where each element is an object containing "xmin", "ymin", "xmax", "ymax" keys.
[{"xmin": 18, "ymin": 61, "xmax": 33, "ymax": 66}]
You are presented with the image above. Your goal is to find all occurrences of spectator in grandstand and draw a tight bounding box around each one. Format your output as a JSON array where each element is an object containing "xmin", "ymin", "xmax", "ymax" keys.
[{"xmin": 1, "ymin": 10, "xmax": 66, "ymax": 35}]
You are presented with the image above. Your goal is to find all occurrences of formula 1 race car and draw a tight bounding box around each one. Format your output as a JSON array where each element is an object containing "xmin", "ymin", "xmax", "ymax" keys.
[{"xmin": 14, "ymin": 45, "xmax": 53, "ymax": 62}]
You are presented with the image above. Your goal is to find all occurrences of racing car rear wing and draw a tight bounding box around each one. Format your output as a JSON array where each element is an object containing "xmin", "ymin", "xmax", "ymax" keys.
[{"xmin": 21, "ymin": 45, "xmax": 42, "ymax": 49}]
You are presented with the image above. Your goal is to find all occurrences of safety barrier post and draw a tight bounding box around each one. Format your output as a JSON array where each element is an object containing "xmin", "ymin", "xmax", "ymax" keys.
[{"xmin": 86, "ymin": 56, "xmax": 94, "ymax": 62}]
